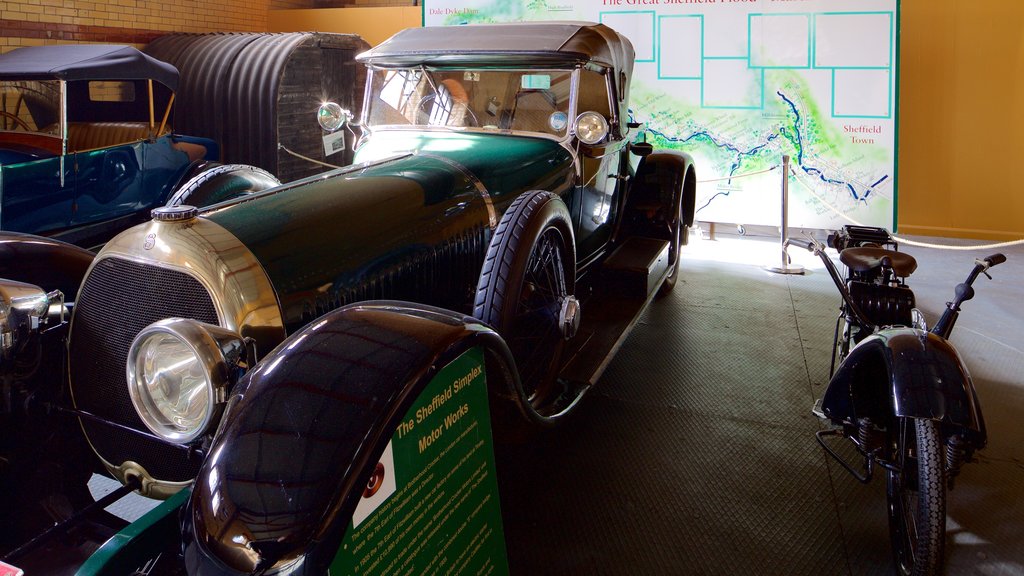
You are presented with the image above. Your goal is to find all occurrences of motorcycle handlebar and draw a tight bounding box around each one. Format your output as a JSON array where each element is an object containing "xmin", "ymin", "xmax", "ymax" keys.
[
  {"xmin": 785, "ymin": 238, "xmax": 816, "ymax": 252},
  {"xmin": 933, "ymin": 252, "xmax": 1007, "ymax": 339},
  {"xmin": 982, "ymin": 253, "xmax": 1007, "ymax": 268},
  {"xmin": 787, "ymin": 237, "xmax": 876, "ymax": 332}
]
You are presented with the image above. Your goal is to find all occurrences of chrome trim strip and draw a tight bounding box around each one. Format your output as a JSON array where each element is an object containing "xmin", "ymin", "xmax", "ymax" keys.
[
  {"xmin": 59, "ymin": 80, "xmax": 66, "ymax": 187},
  {"xmin": 69, "ymin": 216, "xmax": 285, "ymax": 497},
  {"xmin": 368, "ymin": 124, "xmax": 571, "ymax": 143},
  {"xmin": 418, "ymin": 152, "xmax": 497, "ymax": 229}
]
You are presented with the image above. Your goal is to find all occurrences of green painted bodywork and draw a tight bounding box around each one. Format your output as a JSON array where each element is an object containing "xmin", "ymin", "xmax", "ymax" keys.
[
  {"xmin": 75, "ymin": 488, "xmax": 190, "ymax": 576},
  {"xmin": 351, "ymin": 130, "xmax": 571, "ymax": 193},
  {"xmin": 205, "ymin": 130, "xmax": 573, "ymax": 332}
]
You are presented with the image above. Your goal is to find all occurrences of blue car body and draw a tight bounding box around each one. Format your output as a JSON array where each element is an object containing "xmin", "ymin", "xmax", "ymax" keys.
[{"xmin": 0, "ymin": 44, "xmax": 218, "ymax": 247}]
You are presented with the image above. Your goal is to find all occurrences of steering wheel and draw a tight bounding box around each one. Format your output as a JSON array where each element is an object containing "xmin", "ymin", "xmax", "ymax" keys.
[
  {"xmin": 0, "ymin": 110, "xmax": 31, "ymax": 131},
  {"xmin": 416, "ymin": 94, "xmax": 479, "ymax": 127}
]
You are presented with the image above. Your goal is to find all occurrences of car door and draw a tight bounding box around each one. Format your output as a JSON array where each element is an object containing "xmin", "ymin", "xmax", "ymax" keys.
[
  {"xmin": 0, "ymin": 155, "xmax": 75, "ymax": 234},
  {"xmin": 71, "ymin": 140, "xmax": 145, "ymax": 227},
  {"xmin": 572, "ymin": 69, "xmax": 625, "ymax": 265}
]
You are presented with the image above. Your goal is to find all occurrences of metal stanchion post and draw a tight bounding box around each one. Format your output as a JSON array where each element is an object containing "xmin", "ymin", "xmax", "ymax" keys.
[{"xmin": 767, "ymin": 155, "xmax": 805, "ymax": 275}]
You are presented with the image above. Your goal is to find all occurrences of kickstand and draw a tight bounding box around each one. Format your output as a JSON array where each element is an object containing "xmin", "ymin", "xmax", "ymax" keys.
[{"xmin": 815, "ymin": 429, "xmax": 874, "ymax": 484}]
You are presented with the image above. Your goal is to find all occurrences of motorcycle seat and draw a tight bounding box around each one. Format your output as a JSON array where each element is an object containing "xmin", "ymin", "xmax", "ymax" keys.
[{"xmin": 840, "ymin": 247, "xmax": 918, "ymax": 277}]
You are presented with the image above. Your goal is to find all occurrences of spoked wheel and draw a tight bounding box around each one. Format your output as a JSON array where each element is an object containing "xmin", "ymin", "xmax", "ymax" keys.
[
  {"xmin": 886, "ymin": 417, "xmax": 946, "ymax": 576},
  {"xmin": 0, "ymin": 110, "xmax": 30, "ymax": 131},
  {"xmin": 474, "ymin": 190, "xmax": 576, "ymax": 423}
]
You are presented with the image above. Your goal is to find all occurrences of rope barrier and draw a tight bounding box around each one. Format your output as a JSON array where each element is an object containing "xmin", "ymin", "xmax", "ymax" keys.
[
  {"xmin": 788, "ymin": 168, "xmax": 1024, "ymax": 251},
  {"xmin": 278, "ymin": 143, "xmax": 344, "ymax": 170},
  {"xmin": 697, "ymin": 165, "xmax": 779, "ymax": 184}
]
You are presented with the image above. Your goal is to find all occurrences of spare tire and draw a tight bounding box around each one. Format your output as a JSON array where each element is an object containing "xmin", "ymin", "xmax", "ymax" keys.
[{"xmin": 166, "ymin": 164, "xmax": 280, "ymax": 208}]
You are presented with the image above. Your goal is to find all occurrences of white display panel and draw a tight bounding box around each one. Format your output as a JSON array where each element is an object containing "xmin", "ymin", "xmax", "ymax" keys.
[{"xmin": 422, "ymin": 0, "xmax": 900, "ymax": 230}]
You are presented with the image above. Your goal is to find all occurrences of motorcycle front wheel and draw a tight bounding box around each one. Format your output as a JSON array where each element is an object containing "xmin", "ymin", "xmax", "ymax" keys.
[{"xmin": 886, "ymin": 417, "xmax": 946, "ymax": 576}]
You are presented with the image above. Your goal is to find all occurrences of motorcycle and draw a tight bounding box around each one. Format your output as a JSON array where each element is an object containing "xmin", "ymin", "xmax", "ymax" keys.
[{"xmin": 788, "ymin": 225, "xmax": 1005, "ymax": 576}]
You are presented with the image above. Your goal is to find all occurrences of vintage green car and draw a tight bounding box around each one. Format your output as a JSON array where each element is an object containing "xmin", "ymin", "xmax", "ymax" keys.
[{"xmin": 0, "ymin": 22, "xmax": 696, "ymax": 574}]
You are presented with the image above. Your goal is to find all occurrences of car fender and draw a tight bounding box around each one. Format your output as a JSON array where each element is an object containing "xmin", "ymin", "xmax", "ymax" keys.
[
  {"xmin": 0, "ymin": 231, "xmax": 94, "ymax": 300},
  {"xmin": 182, "ymin": 300, "xmax": 524, "ymax": 575},
  {"xmin": 821, "ymin": 328, "xmax": 986, "ymax": 439},
  {"xmin": 628, "ymin": 150, "xmax": 697, "ymax": 229}
]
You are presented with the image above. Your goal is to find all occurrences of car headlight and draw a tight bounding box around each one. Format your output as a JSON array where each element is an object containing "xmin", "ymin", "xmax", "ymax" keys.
[
  {"xmin": 574, "ymin": 111, "xmax": 609, "ymax": 145},
  {"xmin": 127, "ymin": 318, "xmax": 246, "ymax": 444},
  {"xmin": 317, "ymin": 101, "xmax": 352, "ymax": 132},
  {"xmin": 0, "ymin": 279, "xmax": 61, "ymax": 372}
]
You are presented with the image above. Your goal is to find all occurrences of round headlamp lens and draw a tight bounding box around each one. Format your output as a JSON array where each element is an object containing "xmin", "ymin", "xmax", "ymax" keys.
[
  {"xmin": 129, "ymin": 330, "xmax": 212, "ymax": 442},
  {"xmin": 318, "ymin": 101, "xmax": 348, "ymax": 132},
  {"xmin": 574, "ymin": 111, "xmax": 609, "ymax": 145}
]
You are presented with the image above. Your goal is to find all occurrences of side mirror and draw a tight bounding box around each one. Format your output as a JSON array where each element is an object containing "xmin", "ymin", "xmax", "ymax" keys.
[{"xmin": 317, "ymin": 102, "xmax": 353, "ymax": 133}]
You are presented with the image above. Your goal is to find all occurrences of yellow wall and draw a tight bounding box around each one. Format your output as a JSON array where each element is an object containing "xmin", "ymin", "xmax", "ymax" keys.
[
  {"xmin": 899, "ymin": 1, "xmax": 1024, "ymax": 239},
  {"xmin": 0, "ymin": 0, "xmax": 314, "ymax": 51},
  {"xmin": 268, "ymin": 7, "xmax": 422, "ymax": 47}
]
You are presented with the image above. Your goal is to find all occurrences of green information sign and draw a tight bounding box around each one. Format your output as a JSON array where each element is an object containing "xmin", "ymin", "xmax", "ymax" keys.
[{"xmin": 330, "ymin": 347, "xmax": 509, "ymax": 575}]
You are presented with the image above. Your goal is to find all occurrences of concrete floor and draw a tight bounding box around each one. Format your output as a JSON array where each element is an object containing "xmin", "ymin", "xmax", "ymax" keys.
[{"xmin": 499, "ymin": 229, "xmax": 1024, "ymax": 575}]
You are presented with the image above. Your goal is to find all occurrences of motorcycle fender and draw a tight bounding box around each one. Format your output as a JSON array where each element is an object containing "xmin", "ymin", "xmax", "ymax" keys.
[
  {"xmin": 182, "ymin": 301, "xmax": 521, "ymax": 575},
  {"xmin": 822, "ymin": 329, "xmax": 986, "ymax": 437}
]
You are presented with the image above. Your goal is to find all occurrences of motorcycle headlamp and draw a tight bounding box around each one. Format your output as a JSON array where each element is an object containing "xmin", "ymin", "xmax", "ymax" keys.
[
  {"xmin": 574, "ymin": 111, "xmax": 609, "ymax": 145},
  {"xmin": 126, "ymin": 318, "xmax": 245, "ymax": 444}
]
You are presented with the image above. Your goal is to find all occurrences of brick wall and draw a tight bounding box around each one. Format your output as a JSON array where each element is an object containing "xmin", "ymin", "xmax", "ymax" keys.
[
  {"xmin": 0, "ymin": 0, "xmax": 318, "ymax": 52},
  {"xmin": 314, "ymin": 0, "xmax": 413, "ymax": 6}
]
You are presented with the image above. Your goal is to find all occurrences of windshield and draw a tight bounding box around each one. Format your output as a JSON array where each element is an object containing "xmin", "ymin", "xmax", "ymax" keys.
[
  {"xmin": 0, "ymin": 80, "xmax": 60, "ymax": 135},
  {"xmin": 366, "ymin": 68, "xmax": 574, "ymax": 137}
]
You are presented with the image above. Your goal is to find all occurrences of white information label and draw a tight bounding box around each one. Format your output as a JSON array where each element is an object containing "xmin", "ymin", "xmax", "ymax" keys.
[{"xmin": 322, "ymin": 130, "xmax": 347, "ymax": 157}]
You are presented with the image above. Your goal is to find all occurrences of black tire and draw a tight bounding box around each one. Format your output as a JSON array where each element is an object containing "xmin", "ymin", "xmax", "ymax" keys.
[
  {"xmin": 886, "ymin": 418, "xmax": 946, "ymax": 576},
  {"xmin": 659, "ymin": 202, "xmax": 683, "ymax": 296},
  {"xmin": 473, "ymin": 190, "xmax": 575, "ymax": 420},
  {"xmin": 166, "ymin": 164, "xmax": 280, "ymax": 208}
]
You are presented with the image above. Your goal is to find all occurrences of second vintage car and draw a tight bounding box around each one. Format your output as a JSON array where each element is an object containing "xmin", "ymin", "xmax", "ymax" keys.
[
  {"xmin": 0, "ymin": 45, "xmax": 256, "ymax": 248},
  {"xmin": 0, "ymin": 22, "xmax": 696, "ymax": 574}
]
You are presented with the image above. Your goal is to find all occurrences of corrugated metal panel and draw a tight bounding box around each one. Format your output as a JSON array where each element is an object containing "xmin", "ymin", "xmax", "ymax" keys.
[{"xmin": 145, "ymin": 32, "xmax": 369, "ymax": 183}]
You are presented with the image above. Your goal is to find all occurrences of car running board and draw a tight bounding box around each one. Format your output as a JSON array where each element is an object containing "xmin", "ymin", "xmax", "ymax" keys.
[{"xmin": 559, "ymin": 236, "xmax": 670, "ymax": 387}]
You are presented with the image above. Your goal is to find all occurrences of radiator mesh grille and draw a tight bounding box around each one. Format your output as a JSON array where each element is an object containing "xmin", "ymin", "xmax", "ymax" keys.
[{"xmin": 69, "ymin": 257, "xmax": 219, "ymax": 483}]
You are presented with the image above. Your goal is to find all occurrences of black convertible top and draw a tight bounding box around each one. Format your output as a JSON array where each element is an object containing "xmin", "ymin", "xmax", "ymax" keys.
[
  {"xmin": 359, "ymin": 21, "xmax": 634, "ymax": 76},
  {"xmin": 0, "ymin": 44, "xmax": 178, "ymax": 90}
]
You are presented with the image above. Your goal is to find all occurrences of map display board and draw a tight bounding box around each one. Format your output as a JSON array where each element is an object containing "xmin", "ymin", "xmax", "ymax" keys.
[
  {"xmin": 331, "ymin": 347, "xmax": 509, "ymax": 575},
  {"xmin": 423, "ymin": 0, "xmax": 899, "ymax": 230}
]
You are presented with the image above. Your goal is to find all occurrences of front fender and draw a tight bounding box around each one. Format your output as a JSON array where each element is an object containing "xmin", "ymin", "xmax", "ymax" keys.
[
  {"xmin": 0, "ymin": 231, "xmax": 94, "ymax": 300},
  {"xmin": 822, "ymin": 328, "xmax": 985, "ymax": 438},
  {"xmin": 182, "ymin": 301, "xmax": 520, "ymax": 575}
]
